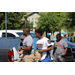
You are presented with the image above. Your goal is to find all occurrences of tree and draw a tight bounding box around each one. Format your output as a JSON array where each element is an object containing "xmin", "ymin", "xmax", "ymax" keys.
[
  {"xmin": 7, "ymin": 12, "xmax": 27, "ymax": 30},
  {"xmin": 37, "ymin": 12, "xmax": 66, "ymax": 34},
  {"xmin": 0, "ymin": 12, "xmax": 33, "ymax": 30},
  {"xmin": 0, "ymin": 12, "xmax": 5, "ymax": 30},
  {"xmin": 22, "ymin": 15, "xmax": 33, "ymax": 30},
  {"xmin": 64, "ymin": 12, "xmax": 75, "ymax": 32}
]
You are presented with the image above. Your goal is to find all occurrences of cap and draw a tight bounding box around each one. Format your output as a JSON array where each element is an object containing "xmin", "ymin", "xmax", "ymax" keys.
[{"xmin": 20, "ymin": 35, "xmax": 25, "ymax": 40}]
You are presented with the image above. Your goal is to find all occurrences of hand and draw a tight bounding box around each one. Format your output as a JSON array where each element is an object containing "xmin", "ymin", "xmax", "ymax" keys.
[
  {"xmin": 38, "ymin": 50, "xmax": 43, "ymax": 53},
  {"xmin": 34, "ymin": 53, "xmax": 36, "ymax": 56},
  {"xmin": 61, "ymin": 53, "xmax": 65, "ymax": 57},
  {"xmin": 18, "ymin": 48, "xmax": 21, "ymax": 51},
  {"xmin": 18, "ymin": 48, "xmax": 21, "ymax": 54}
]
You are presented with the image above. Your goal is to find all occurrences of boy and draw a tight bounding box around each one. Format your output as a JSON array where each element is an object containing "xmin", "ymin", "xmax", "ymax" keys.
[
  {"xmin": 63, "ymin": 34, "xmax": 68, "ymax": 42},
  {"xmin": 53, "ymin": 34, "xmax": 68, "ymax": 62},
  {"xmin": 18, "ymin": 35, "xmax": 25, "ymax": 62},
  {"xmin": 35, "ymin": 29, "xmax": 52, "ymax": 61}
]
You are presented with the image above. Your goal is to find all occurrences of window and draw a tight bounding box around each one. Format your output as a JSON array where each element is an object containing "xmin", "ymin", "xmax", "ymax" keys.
[
  {"xmin": 32, "ymin": 18, "xmax": 34, "ymax": 24},
  {"xmin": 35, "ymin": 18, "xmax": 37, "ymax": 24},
  {"xmin": 16, "ymin": 32, "xmax": 23, "ymax": 37},
  {"xmin": 2, "ymin": 33, "xmax": 16, "ymax": 37}
]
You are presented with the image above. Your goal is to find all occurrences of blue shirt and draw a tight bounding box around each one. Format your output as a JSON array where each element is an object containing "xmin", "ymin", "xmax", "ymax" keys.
[
  {"xmin": 33, "ymin": 38, "xmax": 39, "ymax": 50},
  {"xmin": 63, "ymin": 38, "xmax": 68, "ymax": 42}
]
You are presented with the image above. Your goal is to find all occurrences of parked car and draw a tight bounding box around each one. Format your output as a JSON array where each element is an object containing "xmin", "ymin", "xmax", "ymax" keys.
[
  {"xmin": 0, "ymin": 30, "xmax": 35, "ymax": 39},
  {"xmin": 0, "ymin": 30, "xmax": 35, "ymax": 62}
]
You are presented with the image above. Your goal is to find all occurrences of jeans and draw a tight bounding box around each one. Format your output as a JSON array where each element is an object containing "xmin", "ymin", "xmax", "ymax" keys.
[{"xmin": 53, "ymin": 53, "xmax": 65, "ymax": 62}]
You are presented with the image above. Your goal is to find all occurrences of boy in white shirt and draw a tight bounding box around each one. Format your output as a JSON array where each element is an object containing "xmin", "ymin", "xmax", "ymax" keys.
[{"xmin": 35, "ymin": 29, "xmax": 52, "ymax": 61}]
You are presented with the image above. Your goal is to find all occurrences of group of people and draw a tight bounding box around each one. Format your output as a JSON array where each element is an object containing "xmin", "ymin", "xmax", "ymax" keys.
[{"xmin": 18, "ymin": 27, "xmax": 68, "ymax": 62}]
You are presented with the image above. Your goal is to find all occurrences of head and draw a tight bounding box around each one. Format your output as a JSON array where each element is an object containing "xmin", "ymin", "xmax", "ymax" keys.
[
  {"xmin": 23, "ymin": 27, "xmax": 30, "ymax": 35},
  {"xmin": 64, "ymin": 34, "xmax": 66, "ymax": 38},
  {"xmin": 35, "ymin": 29, "xmax": 43, "ymax": 38},
  {"xmin": 56, "ymin": 34, "xmax": 61, "ymax": 41},
  {"xmin": 20, "ymin": 35, "xmax": 25, "ymax": 42}
]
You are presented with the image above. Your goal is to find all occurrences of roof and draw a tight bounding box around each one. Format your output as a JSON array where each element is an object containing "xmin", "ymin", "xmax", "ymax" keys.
[
  {"xmin": 25, "ymin": 12, "xmax": 47, "ymax": 16},
  {"xmin": 27, "ymin": 12, "xmax": 33, "ymax": 15}
]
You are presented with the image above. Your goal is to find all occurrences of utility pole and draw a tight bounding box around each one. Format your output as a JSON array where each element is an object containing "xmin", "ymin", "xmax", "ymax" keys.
[{"xmin": 5, "ymin": 12, "xmax": 7, "ymax": 48}]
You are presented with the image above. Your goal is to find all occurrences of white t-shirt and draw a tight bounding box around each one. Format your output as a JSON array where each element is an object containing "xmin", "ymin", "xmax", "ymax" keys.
[{"xmin": 36, "ymin": 37, "xmax": 52, "ymax": 60}]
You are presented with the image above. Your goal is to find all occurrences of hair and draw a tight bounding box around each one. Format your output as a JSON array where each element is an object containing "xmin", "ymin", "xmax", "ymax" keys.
[
  {"xmin": 24, "ymin": 27, "xmax": 30, "ymax": 32},
  {"xmin": 35, "ymin": 29, "xmax": 43, "ymax": 36},
  {"xmin": 56, "ymin": 34, "xmax": 61, "ymax": 38},
  {"xmin": 64, "ymin": 34, "xmax": 66, "ymax": 37}
]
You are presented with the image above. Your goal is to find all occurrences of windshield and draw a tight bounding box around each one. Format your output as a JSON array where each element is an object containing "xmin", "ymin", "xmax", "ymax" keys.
[
  {"xmin": 16, "ymin": 32, "xmax": 35, "ymax": 39},
  {"xmin": 16, "ymin": 32, "xmax": 23, "ymax": 36}
]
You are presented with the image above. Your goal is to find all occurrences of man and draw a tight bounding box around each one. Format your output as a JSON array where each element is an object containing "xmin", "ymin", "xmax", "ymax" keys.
[
  {"xmin": 68, "ymin": 36, "xmax": 72, "ymax": 42},
  {"xmin": 53, "ymin": 34, "xmax": 68, "ymax": 62},
  {"xmin": 35, "ymin": 29, "xmax": 52, "ymax": 61},
  {"xmin": 63, "ymin": 34, "xmax": 68, "ymax": 42},
  {"xmin": 18, "ymin": 27, "xmax": 34, "ymax": 61}
]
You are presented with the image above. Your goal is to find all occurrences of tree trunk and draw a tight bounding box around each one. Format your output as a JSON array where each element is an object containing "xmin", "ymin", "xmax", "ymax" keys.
[
  {"xmin": 59, "ymin": 29, "xmax": 61, "ymax": 34},
  {"xmin": 52, "ymin": 31, "xmax": 53, "ymax": 35}
]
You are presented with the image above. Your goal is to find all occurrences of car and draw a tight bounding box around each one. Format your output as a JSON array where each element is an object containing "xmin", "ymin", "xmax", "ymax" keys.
[
  {"xmin": 0, "ymin": 30, "xmax": 35, "ymax": 39},
  {"xmin": 0, "ymin": 30, "xmax": 35, "ymax": 62}
]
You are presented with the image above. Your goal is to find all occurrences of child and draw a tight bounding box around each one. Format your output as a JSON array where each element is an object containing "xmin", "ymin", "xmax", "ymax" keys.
[
  {"xmin": 18, "ymin": 35, "xmax": 25, "ymax": 62},
  {"xmin": 53, "ymin": 34, "xmax": 68, "ymax": 62},
  {"xmin": 35, "ymin": 29, "xmax": 52, "ymax": 61}
]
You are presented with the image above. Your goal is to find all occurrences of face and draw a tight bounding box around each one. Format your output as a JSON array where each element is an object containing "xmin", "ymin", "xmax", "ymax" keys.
[
  {"xmin": 56, "ymin": 36, "xmax": 61, "ymax": 41},
  {"xmin": 35, "ymin": 32, "xmax": 40, "ymax": 38},
  {"xmin": 23, "ymin": 29, "xmax": 27, "ymax": 35},
  {"xmin": 21, "ymin": 39, "xmax": 24, "ymax": 42}
]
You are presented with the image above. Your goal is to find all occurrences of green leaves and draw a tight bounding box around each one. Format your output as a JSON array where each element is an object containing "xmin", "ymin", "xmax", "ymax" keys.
[
  {"xmin": 0, "ymin": 12, "xmax": 33, "ymax": 30},
  {"xmin": 37, "ymin": 12, "xmax": 66, "ymax": 33},
  {"xmin": 65, "ymin": 12, "xmax": 75, "ymax": 31}
]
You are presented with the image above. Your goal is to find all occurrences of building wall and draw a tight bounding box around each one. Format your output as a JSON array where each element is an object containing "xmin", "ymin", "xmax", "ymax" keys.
[{"xmin": 27, "ymin": 13, "xmax": 40, "ymax": 31}]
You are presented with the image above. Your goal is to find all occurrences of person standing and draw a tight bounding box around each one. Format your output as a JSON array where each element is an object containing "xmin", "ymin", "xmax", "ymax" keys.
[
  {"xmin": 35, "ymin": 29, "xmax": 52, "ymax": 61},
  {"xmin": 63, "ymin": 34, "xmax": 68, "ymax": 42},
  {"xmin": 68, "ymin": 32, "xmax": 72, "ymax": 42},
  {"xmin": 53, "ymin": 34, "xmax": 68, "ymax": 62},
  {"xmin": 18, "ymin": 27, "xmax": 34, "ymax": 61}
]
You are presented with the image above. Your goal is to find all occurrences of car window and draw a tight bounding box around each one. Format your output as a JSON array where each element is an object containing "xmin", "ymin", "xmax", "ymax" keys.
[
  {"xmin": 16, "ymin": 32, "xmax": 35, "ymax": 39},
  {"xmin": 16, "ymin": 32, "xmax": 23, "ymax": 37},
  {"xmin": 2, "ymin": 33, "xmax": 16, "ymax": 37}
]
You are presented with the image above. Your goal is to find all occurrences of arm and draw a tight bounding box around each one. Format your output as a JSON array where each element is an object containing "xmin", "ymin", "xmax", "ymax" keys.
[
  {"xmin": 61, "ymin": 47, "xmax": 67, "ymax": 56},
  {"xmin": 54, "ymin": 44, "xmax": 56, "ymax": 49},
  {"xmin": 22, "ymin": 46, "xmax": 32, "ymax": 51},
  {"xmin": 38, "ymin": 46, "xmax": 52, "ymax": 53},
  {"xmin": 18, "ymin": 37, "xmax": 33, "ymax": 51},
  {"xmin": 18, "ymin": 46, "xmax": 32, "ymax": 51}
]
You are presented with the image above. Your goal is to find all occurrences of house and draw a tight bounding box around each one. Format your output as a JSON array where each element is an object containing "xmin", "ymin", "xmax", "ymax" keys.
[
  {"xmin": 24, "ymin": 12, "xmax": 69, "ymax": 37},
  {"xmin": 25, "ymin": 12, "xmax": 40, "ymax": 31}
]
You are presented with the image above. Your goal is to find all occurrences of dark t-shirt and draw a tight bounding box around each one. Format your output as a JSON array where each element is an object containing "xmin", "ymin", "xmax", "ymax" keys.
[{"xmin": 18, "ymin": 42, "xmax": 23, "ymax": 49}]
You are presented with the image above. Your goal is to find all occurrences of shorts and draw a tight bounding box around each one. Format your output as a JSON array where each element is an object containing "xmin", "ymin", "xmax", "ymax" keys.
[{"xmin": 53, "ymin": 53, "xmax": 65, "ymax": 62}]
